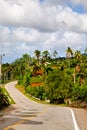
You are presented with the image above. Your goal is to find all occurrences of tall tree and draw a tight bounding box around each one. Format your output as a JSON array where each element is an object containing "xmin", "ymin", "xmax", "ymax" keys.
[
  {"xmin": 34, "ymin": 50, "xmax": 41, "ymax": 65},
  {"xmin": 42, "ymin": 50, "xmax": 50, "ymax": 61},
  {"xmin": 73, "ymin": 50, "xmax": 82, "ymax": 84},
  {"xmin": 66, "ymin": 47, "xmax": 73, "ymax": 59},
  {"xmin": 66, "ymin": 47, "xmax": 73, "ymax": 68},
  {"xmin": 84, "ymin": 47, "xmax": 87, "ymax": 55},
  {"xmin": 74, "ymin": 50, "xmax": 82, "ymax": 59},
  {"xmin": 22, "ymin": 54, "xmax": 32, "ymax": 68},
  {"xmin": 53, "ymin": 50, "xmax": 58, "ymax": 58}
]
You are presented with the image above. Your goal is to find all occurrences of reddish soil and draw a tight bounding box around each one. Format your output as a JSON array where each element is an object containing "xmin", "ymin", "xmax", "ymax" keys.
[
  {"xmin": 36, "ymin": 69, "xmax": 43, "ymax": 75},
  {"xmin": 31, "ymin": 82, "xmax": 43, "ymax": 87}
]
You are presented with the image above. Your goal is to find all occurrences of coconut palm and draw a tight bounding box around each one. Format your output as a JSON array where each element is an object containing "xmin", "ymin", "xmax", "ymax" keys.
[
  {"xmin": 74, "ymin": 50, "xmax": 82, "ymax": 59},
  {"xmin": 42, "ymin": 50, "xmax": 50, "ymax": 61},
  {"xmin": 53, "ymin": 50, "xmax": 58, "ymax": 58},
  {"xmin": 66, "ymin": 47, "xmax": 73, "ymax": 59},
  {"xmin": 34, "ymin": 50, "xmax": 41, "ymax": 65},
  {"xmin": 66, "ymin": 47, "xmax": 73, "ymax": 68},
  {"xmin": 73, "ymin": 50, "xmax": 82, "ymax": 84}
]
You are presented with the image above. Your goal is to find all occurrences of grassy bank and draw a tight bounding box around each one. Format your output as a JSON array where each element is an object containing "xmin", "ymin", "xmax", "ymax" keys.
[
  {"xmin": 15, "ymin": 84, "xmax": 66, "ymax": 106},
  {"xmin": 0, "ymin": 85, "xmax": 15, "ymax": 109}
]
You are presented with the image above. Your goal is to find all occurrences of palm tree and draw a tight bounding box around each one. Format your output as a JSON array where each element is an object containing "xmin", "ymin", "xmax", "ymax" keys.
[
  {"xmin": 84, "ymin": 47, "xmax": 87, "ymax": 55},
  {"xmin": 66, "ymin": 47, "xmax": 73, "ymax": 59},
  {"xmin": 66, "ymin": 47, "xmax": 73, "ymax": 68},
  {"xmin": 74, "ymin": 50, "xmax": 82, "ymax": 59},
  {"xmin": 22, "ymin": 54, "xmax": 31, "ymax": 68},
  {"xmin": 53, "ymin": 50, "xmax": 58, "ymax": 58},
  {"xmin": 73, "ymin": 50, "xmax": 82, "ymax": 84},
  {"xmin": 42, "ymin": 50, "xmax": 50, "ymax": 61},
  {"xmin": 34, "ymin": 50, "xmax": 41, "ymax": 65}
]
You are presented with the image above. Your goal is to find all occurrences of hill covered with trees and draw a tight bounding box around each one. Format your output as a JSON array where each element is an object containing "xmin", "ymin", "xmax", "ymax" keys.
[{"xmin": 1, "ymin": 47, "xmax": 87, "ymax": 108}]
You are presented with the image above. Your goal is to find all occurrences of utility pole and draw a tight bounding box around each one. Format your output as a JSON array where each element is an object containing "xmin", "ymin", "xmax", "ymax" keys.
[
  {"xmin": 0, "ymin": 54, "xmax": 5, "ymax": 84},
  {"xmin": 73, "ymin": 68, "xmax": 76, "ymax": 84},
  {"xmin": 0, "ymin": 55, "xmax": 2, "ymax": 83}
]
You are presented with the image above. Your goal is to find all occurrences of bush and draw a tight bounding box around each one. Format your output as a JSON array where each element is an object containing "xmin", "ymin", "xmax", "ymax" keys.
[
  {"xmin": 26, "ymin": 86, "xmax": 45, "ymax": 100},
  {"xmin": 71, "ymin": 84, "xmax": 87, "ymax": 102},
  {"xmin": 0, "ymin": 87, "xmax": 9, "ymax": 109},
  {"xmin": 30, "ymin": 75, "xmax": 43, "ymax": 83}
]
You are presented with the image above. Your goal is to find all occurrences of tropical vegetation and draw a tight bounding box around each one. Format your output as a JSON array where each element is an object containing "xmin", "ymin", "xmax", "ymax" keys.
[{"xmin": 1, "ymin": 47, "xmax": 87, "ymax": 108}]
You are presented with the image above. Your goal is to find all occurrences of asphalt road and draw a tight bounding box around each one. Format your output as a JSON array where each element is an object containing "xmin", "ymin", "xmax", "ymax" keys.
[{"xmin": 0, "ymin": 81, "xmax": 80, "ymax": 130}]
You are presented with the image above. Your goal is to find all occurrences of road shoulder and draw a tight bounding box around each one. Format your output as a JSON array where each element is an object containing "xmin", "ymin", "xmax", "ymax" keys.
[{"xmin": 73, "ymin": 108, "xmax": 87, "ymax": 130}]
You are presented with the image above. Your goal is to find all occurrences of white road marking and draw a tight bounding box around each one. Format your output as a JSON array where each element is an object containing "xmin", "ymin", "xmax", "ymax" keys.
[{"xmin": 69, "ymin": 108, "xmax": 80, "ymax": 130}]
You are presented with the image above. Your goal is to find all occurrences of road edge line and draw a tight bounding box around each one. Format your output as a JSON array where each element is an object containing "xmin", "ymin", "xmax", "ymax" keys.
[{"xmin": 68, "ymin": 108, "xmax": 80, "ymax": 130}]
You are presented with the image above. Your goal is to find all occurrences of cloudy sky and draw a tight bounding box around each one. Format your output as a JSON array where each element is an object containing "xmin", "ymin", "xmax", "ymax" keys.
[{"xmin": 0, "ymin": 0, "xmax": 87, "ymax": 63}]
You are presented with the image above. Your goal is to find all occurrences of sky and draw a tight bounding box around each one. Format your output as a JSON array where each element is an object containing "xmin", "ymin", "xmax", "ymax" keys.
[{"xmin": 0, "ymin": 0, "xmax": 87, "ymax": 63}]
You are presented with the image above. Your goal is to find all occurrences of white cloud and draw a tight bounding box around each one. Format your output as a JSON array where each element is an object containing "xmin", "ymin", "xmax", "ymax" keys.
[
  {"xmin": 43, "ymin": 0, "xmax": 69, "ymax": 6},
  {"xmin": 42, "ymin": 31, "xmax": 86, "ymax": 52},
  {"xmin": 0, "ymin": 0, "xmax": 86, "ymax": 33},
  {"xmin": 0, "ymin": 26, "xmax": 11, "ymax": 42},
  {"xmin": 56, "ymin": 7, "xmax": 81, "ymax": 30},
  {"xmin": 0, "ymin": 26, "xmax": 87, "ymax": 62},
  {"xmin": 0, "ymin": 0, "xmax": 87, "ymax": 62},
  {"xmin": 71, "ymin": 0, "xmax": 87, "ymax": 8}
]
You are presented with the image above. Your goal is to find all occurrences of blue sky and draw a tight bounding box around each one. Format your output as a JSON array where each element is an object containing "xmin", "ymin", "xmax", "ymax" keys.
[
  {"xmin": 68, "ymin": 3, "xmax": 86, "ymax": 14},
  {"xmin": 0, "ymin": 0, "xmax": 87, "ymax": 63}
]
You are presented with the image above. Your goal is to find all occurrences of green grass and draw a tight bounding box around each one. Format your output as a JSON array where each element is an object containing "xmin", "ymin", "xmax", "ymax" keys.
[
  {"xmin": 15, "ymin": 84, "xmax": 66, "ymax": 106},
  {"xmin": 2, "ymin": 87, "xmax": 15, "ymax": 104},
  {"xmin": 16, "ymin": 84, "xmax": 50, "ymax": 104}
]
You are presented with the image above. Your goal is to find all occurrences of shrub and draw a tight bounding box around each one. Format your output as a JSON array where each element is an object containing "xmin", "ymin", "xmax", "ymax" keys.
[
  {"xmin": 26, "ymin": 86, "xmax": 45, "ymax": 100},
  {"xmin": 0, "ymin": 87, "xmax": 9, "ymax": 109},
  {"xmin": 71, "ymin": 84, "xmax": 87, "ymax": 102}
]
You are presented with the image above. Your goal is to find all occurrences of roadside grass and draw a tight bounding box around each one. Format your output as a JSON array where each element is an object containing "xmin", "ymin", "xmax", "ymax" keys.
[
  {"xmin": 2, "ymin": 86, "xmax": 15, "ymax": 104},
  {"xmin": 15, "ymin": 84, "xmax": 66, "ymax": 106},
  {"xmin": 16, "ymin": 84, "xmax": 51, "ymax": 104}
]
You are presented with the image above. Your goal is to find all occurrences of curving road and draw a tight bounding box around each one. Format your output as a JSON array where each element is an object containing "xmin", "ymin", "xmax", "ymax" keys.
[{"xmin": 0, "ymin": 81, "xmax": 80, "ymax": 130}]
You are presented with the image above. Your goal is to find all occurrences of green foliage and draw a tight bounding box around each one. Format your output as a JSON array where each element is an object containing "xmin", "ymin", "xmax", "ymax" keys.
[
  {"xmin": 44, "ymin": 69, "xmax": 72, "ymax": 104},
  {"xmin": 71, "ymin": 84, "xmax": 87, "ymax": 102},
  {"xmin": 26, "ymin": 86, "xmax": 45, "ymax": 100},
  {"xmin": 32, "ymin": 64, "xmax": 40, "ymax": 76},
  {"xmin": 30, "ymin": 75, "xmax": 43, "ymax": 83},
  {"xmin": 2, "ymin": 48, "xmax": 87, "ymax": 107},
  {"xmin": 22, "ymin": 69, "xmax": 31, "ymax": 88},
  {"xmin": 18, "ymin": 76, "xmax": 23, "ymax": 85},
  {"xmin": 0, "ymin": 87, "xmax": 10, "ymax": 109}
]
